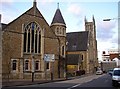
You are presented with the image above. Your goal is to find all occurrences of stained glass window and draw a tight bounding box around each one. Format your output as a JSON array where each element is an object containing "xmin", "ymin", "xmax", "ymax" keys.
[{"xmin": 24, "ymin": 22, "xmax": 41, "ymax": 53}]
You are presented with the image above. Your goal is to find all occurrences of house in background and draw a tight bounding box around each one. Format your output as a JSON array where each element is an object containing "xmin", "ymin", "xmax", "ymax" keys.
[
  {"xmin": 102, "ymin": 49, "xmax": 120, "ymax": 61},
  {"xmin": 101, "ymin": 49, "xmax": 120, "ymax": 72},
  {"xmin": 66, "ymin": 16, "xmax": 98, "ymax": 74}
]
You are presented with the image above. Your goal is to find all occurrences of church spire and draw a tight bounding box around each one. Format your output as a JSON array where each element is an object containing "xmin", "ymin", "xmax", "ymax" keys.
[
  {"xmin": 92, "ymin": 15, "xmax": 95, "ymax": 23},
  {"xmin": 84, "ymin": 16, "xmax": 87, "ymax": 22},
  {"xmin": 57, "ymin": 3, "xmax": 59, "ymax": 9},
  {"xmin": 33, "ymin": 0, "xmax": 37, "ymax": 7},
  {"xmin": 51, "ymin": 3, "xmax": 66, "ymax": 25}
]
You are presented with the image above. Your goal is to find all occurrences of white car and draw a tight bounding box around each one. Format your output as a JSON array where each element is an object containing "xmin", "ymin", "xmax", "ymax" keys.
[
  {"xmin": 112, "ymin": 68, "xmax": 120, "ymax": 86},
  {"xmin": 96, "ymin": 70, "xmax": 103, "ymax": 75}
]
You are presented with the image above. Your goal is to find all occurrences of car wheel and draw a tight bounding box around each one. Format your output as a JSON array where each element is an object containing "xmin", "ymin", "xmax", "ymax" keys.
[{"xmin": 112, "ymin": 81, "xmax": 118, "ymax": 87}]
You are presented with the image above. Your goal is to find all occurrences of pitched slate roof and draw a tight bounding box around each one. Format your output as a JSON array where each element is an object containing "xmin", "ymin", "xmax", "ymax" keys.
[
  {"xmin": 51, "ymin": 8, "xmax": 66, "ymax": 25},
  {"xmin": 66, "ymin": 31, "xmax": 89, "ymax": 51},
  {"xmin": 1, "ymin": 23, "xmax": 7, "ymax": 30}
]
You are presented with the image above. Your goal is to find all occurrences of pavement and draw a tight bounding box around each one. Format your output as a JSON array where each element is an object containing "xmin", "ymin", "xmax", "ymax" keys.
[{"xmin": 1, "ymin": 74, "xmax": 94, "ymax": 88}]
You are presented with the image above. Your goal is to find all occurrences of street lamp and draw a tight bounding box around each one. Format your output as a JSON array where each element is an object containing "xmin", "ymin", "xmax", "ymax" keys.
[
  {"xmin": 31, "ymin": 52, "xmax": 35, "ymax": 82},
  {"xmin": 103, "ymin": 17, "xmax": 120, "ymax": 21},
  {"xmin": 103, "ymin": 17, "xmax": 120, "ymax": 56},
  {"xmin": 65, "ymin": 41, "xmax": 68, "ymax": 79},
  {"xmin": 0, "ymin": 15, "xmax": 2, "ymax": 87}
]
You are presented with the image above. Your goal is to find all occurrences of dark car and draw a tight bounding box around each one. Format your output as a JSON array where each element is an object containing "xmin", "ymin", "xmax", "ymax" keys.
[{"xmin": 108, "ymin": 69, "xmax": 113, "ymax": 76}]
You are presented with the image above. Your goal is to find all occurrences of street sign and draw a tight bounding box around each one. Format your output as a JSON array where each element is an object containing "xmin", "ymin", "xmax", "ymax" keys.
[{"xmin": 44, "ymin": 54, "xmax": 55, "ymax": 62}]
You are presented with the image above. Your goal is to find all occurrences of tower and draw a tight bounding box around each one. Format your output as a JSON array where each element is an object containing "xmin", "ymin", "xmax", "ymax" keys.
[
  {"xmin": 50, "ymin": 3, "xmax": 66, "ymax": 78},
  {"xmin": 85, "ymin": 16, "xmax": 96, "ymax": 40},
  {"xmin": 85, "ymin": 16, "xmax": 98, "ymax": 73},
  {"xmin": 51, "ymin": 3, "xmax": 66, "ymax": 38},
  {"xmin": 51, "ymin": 3, "xmax": 66, "ymax": 58}
]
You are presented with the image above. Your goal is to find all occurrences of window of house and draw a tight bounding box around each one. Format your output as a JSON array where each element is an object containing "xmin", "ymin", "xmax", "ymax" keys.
[
  {"xmin": 24, "ymin": 22, "xmax": 41, "ymax": 53},
  {"xmin": 38, "ymin": 31, "xmax": 41, "ymax": 53},
  {"xmin": 62, "ymin": 46, "xmax": 65, "ymax": 56},
  {"xmin": 25, "ymin": 60, "xmax": 29, "ymax": 70},
  {"xmin": 72, "ymin": 44, "xmax": 77, "ymax": 50},
  {"xmin": 46, "ymin": 62, "xmax": 49, "ymax": 69},
  {"xmin": 24, "ymin": 29, "xmax": 27, "ymax": 52},
  {"xmin": 12, "ymin": 60, "xmax": 17, "ymax": 70},
  {"xmin": 57, "ymin": 27, "xmax": 59, "ymax": 33},
  {"xmin": 35, "ymin": 61, "xmax": 39, "ymax": 70},
  {"xmin": 60, "ymin": 27, "xmax": 62, "ymax": 34},
  {"xmin": 81, "ymin": 55, "xmax": 83, "ymax": 61},
  {"xmin": 35, "ymin": 30, "xmax": 37, "ymax": 53},
  {"xmin": 63, "ymin": 28, "xmax": 65, "ymax": 35},
  {"xmin": 27, "ymin": 29, "xmax": 30, "ymax": 52}
]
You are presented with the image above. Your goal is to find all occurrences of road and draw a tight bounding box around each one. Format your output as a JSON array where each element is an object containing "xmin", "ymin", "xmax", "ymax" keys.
[{"xmin": 3, "ymin": 74, "xmax": 120, "ymax": 89}]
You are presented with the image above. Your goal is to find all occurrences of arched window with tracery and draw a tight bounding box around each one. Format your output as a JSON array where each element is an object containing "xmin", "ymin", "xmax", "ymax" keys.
[{"xmin": 24, "ymin": 22, "xmax": 41, "ymax": 53}]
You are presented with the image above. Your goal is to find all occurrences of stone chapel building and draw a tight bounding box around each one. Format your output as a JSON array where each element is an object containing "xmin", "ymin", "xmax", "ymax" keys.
[
  {"xmin": 1, "ymin": 1, "xmax": 66, "ymax": 81},
  {"xmin": 66, "ymin": 16, "xmax": 98, "ymax": 74},
  {"xmin": 1, "ymin": 1, "xmax": 98, "ymax": 83}
]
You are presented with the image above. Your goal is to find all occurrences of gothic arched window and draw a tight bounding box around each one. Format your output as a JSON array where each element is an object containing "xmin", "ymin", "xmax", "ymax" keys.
[{"xmin": 24, "ymin": 22, "xmax": 41, "ymax": 53}]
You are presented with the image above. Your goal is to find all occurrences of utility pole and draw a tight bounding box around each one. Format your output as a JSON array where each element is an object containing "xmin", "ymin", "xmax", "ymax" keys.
[
  {"xmin": 31, "ymin": 53, "xmax": 35, "ymax": 82},
  {"xmin": 0, "ymin": 14, "xmax": 2, "ymax": 88}
]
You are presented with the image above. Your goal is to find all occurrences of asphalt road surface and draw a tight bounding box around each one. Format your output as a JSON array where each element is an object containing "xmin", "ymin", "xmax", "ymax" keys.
[{"xmin": 3, "ymin": 74, "xmax": 120, "ymax": 89}]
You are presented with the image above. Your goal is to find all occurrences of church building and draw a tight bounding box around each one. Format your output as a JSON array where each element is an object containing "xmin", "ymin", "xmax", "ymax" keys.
[
  {"xmin": 66, "ymin": 16, "xmax": 98, "ymax": 74},
  {"xmin": 1, "ymin": 1, "xmax": 66, "ymax": 82},
  {"xmin": 1, "ymin": 0, "xmax": 98, "ymax": 84}
]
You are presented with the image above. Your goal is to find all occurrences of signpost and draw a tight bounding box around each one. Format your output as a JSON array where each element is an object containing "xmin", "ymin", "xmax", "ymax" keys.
[
  {"xmin": 44, "ymin": 54, "xmax": 55, "ymax": 80},
  {"xmin": 31, "ymin": 54, "xmax": 35, "ymax": 82},
  {"xmin": 44, "ymin": 54, "xmax": 55, "ymax": 62}
]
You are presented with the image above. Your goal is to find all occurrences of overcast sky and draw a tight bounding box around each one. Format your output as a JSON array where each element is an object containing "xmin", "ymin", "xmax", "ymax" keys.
[{"xmin": 0, "ymin": 0, "xmax": 119, "ymax": 61}]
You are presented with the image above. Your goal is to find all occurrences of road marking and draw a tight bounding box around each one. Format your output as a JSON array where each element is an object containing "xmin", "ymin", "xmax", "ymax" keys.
[{"xmin": 67, "ymin": 84, "xmax": 81, "ymax": 89}]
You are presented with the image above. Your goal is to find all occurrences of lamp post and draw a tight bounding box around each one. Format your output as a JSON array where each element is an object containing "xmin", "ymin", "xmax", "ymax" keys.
[
  {"xmin": 58, "ymin": 38, "xmax": 60, "ymax": 78},
  {"xmin": 65, "ymin": 41, "xmax": 68, "ymax": 79},
  {"xmin": 31, "ymin": 52, "xmax": 35, "ymax": 82},
  {"xmin": 0, "ymin": 15, "xmax": 2, "ymax": 86},
  {"xmin": 103, "ymin": 17, "xmax": 120, "ymax": 21},
  {"xmin": 103, "ymin": 17, "xmax": 120, "ymax": 58}
]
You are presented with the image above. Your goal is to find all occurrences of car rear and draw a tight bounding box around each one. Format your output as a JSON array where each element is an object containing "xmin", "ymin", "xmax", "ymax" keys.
[{"xmin": 112, "ymin": 68, "xmax": 120, "ymax": 86}]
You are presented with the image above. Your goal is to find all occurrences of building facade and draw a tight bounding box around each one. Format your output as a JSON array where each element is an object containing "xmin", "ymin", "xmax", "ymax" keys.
[
  {"xmin": 85, "ymin": 16, "xmax": 98, "ymax": 73},
  {"xmin": 66, "ymin": 16, "xmax": 98, "ymax": 74},
  {"xmin": 101, "ymin": 49, "xmax": 120, "ymax": 72},
  {"xmin": 2, "ymin": 1, "xmax": 66, "ymax": 82},
  {"xmin": 102, "ymin": 49, "xmax": 120, "ymax": 61}
]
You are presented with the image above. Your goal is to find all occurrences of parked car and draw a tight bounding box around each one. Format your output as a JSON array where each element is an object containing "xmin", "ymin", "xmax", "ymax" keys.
[
  {"xmin": 112, "ymin": 68, "xmax": 120, "ymax": 86},
  {"xmin": 96, "ymin": 70, "xmax": 103, "ymax": 75},
  {"xmin": 108, "ymin": 69, "xmax": 113, "ymax": 76}
]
